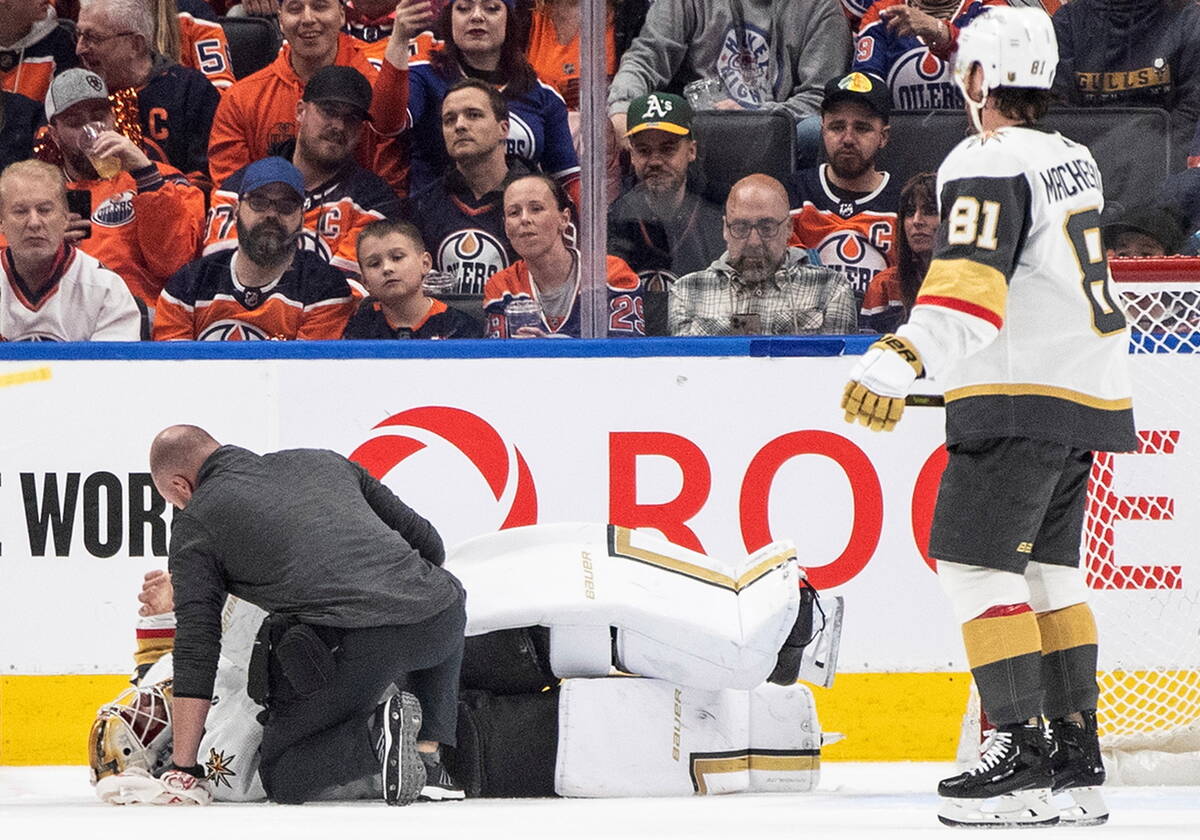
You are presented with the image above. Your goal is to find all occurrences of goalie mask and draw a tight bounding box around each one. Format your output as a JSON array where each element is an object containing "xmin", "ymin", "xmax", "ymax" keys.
[
  {"xmin": 954, "ymin": 6, "xmax": 1058, "ymax": 132},
  {"xmin": 88, "ymin": 680, "xmax": 174, "ymax": 784}
]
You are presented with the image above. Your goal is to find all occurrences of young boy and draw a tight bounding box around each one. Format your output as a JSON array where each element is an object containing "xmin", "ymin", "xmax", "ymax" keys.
[{"xmin": 343, "ymin": 220, "xmax": 483, "ymax": 339}]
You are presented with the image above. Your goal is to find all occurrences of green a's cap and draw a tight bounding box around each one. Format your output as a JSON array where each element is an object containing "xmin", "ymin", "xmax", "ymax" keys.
[{"xmin": 626, "ymin": 92, "xmax": 693, "ymax": 137}]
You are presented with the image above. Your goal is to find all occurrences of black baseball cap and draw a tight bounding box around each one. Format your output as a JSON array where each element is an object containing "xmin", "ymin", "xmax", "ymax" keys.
[
  {"xmin": 822, "ymin": 72, "xmax": 891, "ymax": 121},
  {"xmin": 1103, "ymin": 206, "xmax": 1187, "ymax": 255},
  {"xmin": 303, "ymin": 66, "xmax": 373, "ymax": 121}
]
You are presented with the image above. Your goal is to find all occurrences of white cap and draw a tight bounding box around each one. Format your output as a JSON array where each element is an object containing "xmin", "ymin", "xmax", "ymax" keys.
[{"xmin": 45, "ymin": 68, "xmax": 110, "ymax": 122}]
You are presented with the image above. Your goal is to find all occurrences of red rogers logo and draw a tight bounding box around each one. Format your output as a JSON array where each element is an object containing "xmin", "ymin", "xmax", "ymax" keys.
[{"xmin": 348, "ymin": 406, "xmax": 537, "ymax": 529}]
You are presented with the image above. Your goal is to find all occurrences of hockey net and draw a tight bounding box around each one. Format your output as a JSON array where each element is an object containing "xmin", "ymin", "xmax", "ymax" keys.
[{"xmin": 959, "ymin": 257, "xmax": 1200, "ymax": 784}]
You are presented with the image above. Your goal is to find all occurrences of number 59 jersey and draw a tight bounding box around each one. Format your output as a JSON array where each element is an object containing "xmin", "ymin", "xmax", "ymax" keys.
[{"xmin": 900, "ymin": 126, "xmax": 1136, "ymax": 452}]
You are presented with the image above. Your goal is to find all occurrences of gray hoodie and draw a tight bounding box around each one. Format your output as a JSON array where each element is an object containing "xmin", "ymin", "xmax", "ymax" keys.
[{"xmin": 608, "ymin": 0, "xmax": 852, "ymax": 122}]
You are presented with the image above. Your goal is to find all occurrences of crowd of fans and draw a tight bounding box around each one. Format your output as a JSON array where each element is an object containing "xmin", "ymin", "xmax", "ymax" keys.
[{"xmin": 1, "ymin": 0, "xmax": 1199, "ymax": 343}]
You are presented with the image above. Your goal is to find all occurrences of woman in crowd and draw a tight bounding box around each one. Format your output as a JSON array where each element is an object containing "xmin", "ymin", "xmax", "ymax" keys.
[
  {"xmin": 407, "ymin": 0, "xmax": 580, "ymax": 199},
  {"xmin": 861, "ymin": 172, "xmax": 936, "ymax": 332},
  {"xmin": 483, "ymin": 174, "xmax": 643, "ymax": 337}
]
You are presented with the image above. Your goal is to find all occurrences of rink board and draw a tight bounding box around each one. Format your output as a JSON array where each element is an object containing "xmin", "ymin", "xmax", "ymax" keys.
[{"xmin": 0, "ymin": 339, "xmax": 1194, "ymax": 764}]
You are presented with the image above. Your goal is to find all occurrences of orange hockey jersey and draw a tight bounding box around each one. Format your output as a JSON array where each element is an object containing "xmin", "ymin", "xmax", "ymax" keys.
[
  {"xmin": 68, "ymin": 162, "xmax": 206, "ymax": 309},
  {"xmin": 155, "ymin": 249, "xmax": 357, "ymax": 340},
  {"xmin": 0, "ymin": 11, "xmax": 78, "ymax": 104},
  {"xmin": 178, "ymin": 12, "xmax": 236, "ymax": 93},
  {"xmin": 207, "ymin": 35, "xmax": 408, "ymax": 191}
]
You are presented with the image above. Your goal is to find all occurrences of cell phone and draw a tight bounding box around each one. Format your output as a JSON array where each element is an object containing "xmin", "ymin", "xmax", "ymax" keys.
[{"xmin": 66, "ymin": 188, "xmax": 93, "ymax": 240}]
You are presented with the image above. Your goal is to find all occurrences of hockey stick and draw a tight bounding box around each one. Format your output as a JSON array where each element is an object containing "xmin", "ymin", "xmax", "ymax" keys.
[{"xmin": 905, "ymin": 393, "xmax": 945, "ymax": 407}]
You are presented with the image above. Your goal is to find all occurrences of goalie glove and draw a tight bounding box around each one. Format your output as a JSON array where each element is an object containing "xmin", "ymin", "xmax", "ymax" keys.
[
  {"xmin": 841, "ymin": 334, "xmax": 924, "ymax": 432},
  {"xmin": 153, "ymin": 763, "xmax": 213, "ymax": 805}
]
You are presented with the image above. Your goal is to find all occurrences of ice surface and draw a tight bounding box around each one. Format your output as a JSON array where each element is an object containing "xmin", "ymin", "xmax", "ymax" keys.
[{"xmin": 2, "ymin": 763, "xmax": 1197, "ymax": 838}]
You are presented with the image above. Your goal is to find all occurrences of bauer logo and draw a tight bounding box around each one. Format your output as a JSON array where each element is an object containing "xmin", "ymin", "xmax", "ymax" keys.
[{"xmin": 349, "ymin": 407, "xmax": 537, "ymax": 539}]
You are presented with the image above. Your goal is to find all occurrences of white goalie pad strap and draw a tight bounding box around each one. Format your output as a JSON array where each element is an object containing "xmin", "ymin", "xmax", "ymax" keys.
[
  {"xmin": 937, "ymin": 560, "xmax": 1032, "ymax": 623},
  {"xmin": 1025, "ymin": 562, "xmax": 1090, "ymax": 614},
  {"xmin": 447, "ymin": 523, "xmax": 801, "ymax": 690},
  {"xmin": 554, "ymin": 677, "xmax": 821, "ymax": 797}
]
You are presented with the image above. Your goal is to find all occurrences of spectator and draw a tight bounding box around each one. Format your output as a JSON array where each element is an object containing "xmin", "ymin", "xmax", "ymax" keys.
[
  {"xmin": 854, "ymin": 0, "xmax": 1003, "ymax": 111},
  {"xmin": 861, "ymin": 171, "xmax": 936, "ymax": 333},
  {"xmin": 405, "ymin": 78, "xmax": 527, "ymax": 294},
  {"xmin": 484, "ymin": 173, "xmax": 643, "ymax": 337},
  {"xmin": 0, "ymin": 0, "xmax": 79, "ymax": 104},
  {"xmin": 1054, "ymin": 0, "xmax": 1200, "ymax": 171},
  {"xmin": 203, "ymin": 66, "xmax": 402, "ymax": 277},
  {"xmin": 1, "ymin": 90, "xmax": 43, "ymax": 171},
  {"xmin": 606, "ymin": 0, "xmax": 852, "ymax": 163},
  {"xmin": 344, "ymin": 0, "xmax": 442, "ymax": 67},
  {"xmin": 156, "ymin": 157, "xmax": 357, "ymax": 339},
  {"xmin": 166, "ymin": 0, "xmax": 238, "ymax": 93},
  {"xmin": 343, "ymin": 218, "xmax": 484, "ymax": 337},
  {"xmin": 0, "ymin": 159, "xmax": 141, "ymax": 341},
  {"xmin": 208, "ymin": 0, "xmax": 424, "ymax": 192},
  {"xmin": 671, "ymin": 174, "xmax": 855, "ymax": 336},
  {"xmin": 607, "ymin": 92, "xmax": 724, "ymax": 336},
  {"xmin": 407, "ymin": 0, "xmax": 581, "ymax": 200},
  {"xmin": 789, "ymin": 71, "xmax": 898, "ymax": 325},
  {"xmin": 76, "ymin": 0, "xmax": 222, "ymax": 189},
  {"xmin": 44, "ymin": 68, "xmax": 205, "ymax": 311},
  {"xmin": 1104, "ymin": 205, "xmax": 1185, "ymax": 258}
]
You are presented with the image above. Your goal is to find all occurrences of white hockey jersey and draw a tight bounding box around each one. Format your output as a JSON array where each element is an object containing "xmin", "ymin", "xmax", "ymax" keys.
[
  {"xmin": 0, "ymin": 245, "xmax": 141, "ymax": 341},
  {"xmin": 899, "ymin": 126, "xmax": 1137, "ymax": 452}
]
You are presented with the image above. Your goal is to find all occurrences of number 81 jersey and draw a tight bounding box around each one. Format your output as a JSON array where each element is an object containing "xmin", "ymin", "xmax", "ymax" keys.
[{"xmin": 899, "ymin": 126, "xmax": 1136, "ymax": 452}]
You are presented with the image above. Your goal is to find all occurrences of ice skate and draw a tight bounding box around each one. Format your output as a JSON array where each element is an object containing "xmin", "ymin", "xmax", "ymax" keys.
[
  {"xmin": 1049, "ymin": 712, "xmax": 1109, "ymax": 827},
  {"xmin": 937, "ymin": 720, "xmax": 1059, "ymax": 828}
]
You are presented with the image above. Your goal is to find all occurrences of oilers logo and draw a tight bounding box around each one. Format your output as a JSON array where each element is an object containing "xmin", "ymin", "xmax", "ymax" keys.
[
  {"xmin": 295, "ymin": 227, "xmax": 335, "ymax": 262},
  {"xmin": 438, "ymin": 229, "xmax": 509, "ymax": 295},
  {"xmin": 889, "ymin": 48, "xmax": 961, "ymax": 111},
  {"xmin": 506, "ymin": 113, "xmax": 537, "ymax": 162},
  {"xmin": 197, "ymin": 319, "xmax": 272, "ymax": 341},
  {"xmin": 817, "ymin": 230, "xmax": 890, "ymax": 297},
  {"xmin": 638, "ymin": 269, "xmax": 677, "ymax": 294},
  {"xmin": 9, "ymin": 333, "xmax": 60, "ymax": 342},
  {"xmin": 92, "ymin": 191, "xmax": 135, "ymax": 228},
  {"xmin": 717, "ymin": 25, "xmax": 773, "ymax": 108}
]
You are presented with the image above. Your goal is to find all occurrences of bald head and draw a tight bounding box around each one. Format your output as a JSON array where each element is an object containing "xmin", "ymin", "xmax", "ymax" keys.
[
  {"xmin": 149, "ymin": 425, "xmax": 220, "ymax": 508},
  {"xmin": 723, "ymin": 174, "xmax": 793, "ymax": 278}
]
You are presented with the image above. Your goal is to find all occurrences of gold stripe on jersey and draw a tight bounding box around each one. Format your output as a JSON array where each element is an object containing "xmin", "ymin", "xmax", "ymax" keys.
[
  {"xmin": 917, "ymin": 258, "xmax": 1008, "ymax": 325},
  {"xmin": 1037, "ymin": 603, "xmax": 1098, "ymax": 655},
  {"xmin": 944, "ymin": 383, "xmax": 1133, "ymax": 411},
  {"xmin": 962, "ymin": 611, "xmax": 1041, "ymax": 669},
  {"xmin": 608, "ymin": 526, "xmax": 788, "ymax": 593}
]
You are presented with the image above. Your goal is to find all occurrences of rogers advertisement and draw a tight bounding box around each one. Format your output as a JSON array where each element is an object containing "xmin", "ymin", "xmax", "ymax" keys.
[{"xmin": 0, "ymin": 353, "xmax": 1194, "ymax": 677}]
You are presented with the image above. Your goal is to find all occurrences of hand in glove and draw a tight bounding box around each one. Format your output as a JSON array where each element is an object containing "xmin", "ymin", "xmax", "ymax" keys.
[{"xmin": 841, "ymin": 334, "xmax": 924, "ymax": 432}]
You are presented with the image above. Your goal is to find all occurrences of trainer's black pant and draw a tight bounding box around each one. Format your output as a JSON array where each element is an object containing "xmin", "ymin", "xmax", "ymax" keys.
[{"xmin": 258, "ymin": 595, "xmax": 466, "ymax": 804}]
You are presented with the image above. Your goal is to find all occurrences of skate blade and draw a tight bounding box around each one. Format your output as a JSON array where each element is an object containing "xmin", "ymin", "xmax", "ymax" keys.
[
  {"xmin": 1052, "ymin": 786, "xmax": 1109, "ymax": 827},
  {"xmin": 938, "ymin": 787, "xmax": 1060, "ymax": 828}
]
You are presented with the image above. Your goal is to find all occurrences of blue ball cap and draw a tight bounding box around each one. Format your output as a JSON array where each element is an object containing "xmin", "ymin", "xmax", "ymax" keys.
[{"xmin": 240, "ymin": 157, "xmax": 304, "ymax": 201}]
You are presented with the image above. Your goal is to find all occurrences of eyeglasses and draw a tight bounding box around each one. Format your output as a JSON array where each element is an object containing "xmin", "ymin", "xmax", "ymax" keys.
[
  {"xmin": 725, "ymin": 217, "xmax": 790, "ymax": 240},
  {"xmin": 76, "ymin": 30, "xmax": 140, "ymax": 47},
  {"xmin": 243, "ymin": 194, "xmax": 304, "ymax": 215}
]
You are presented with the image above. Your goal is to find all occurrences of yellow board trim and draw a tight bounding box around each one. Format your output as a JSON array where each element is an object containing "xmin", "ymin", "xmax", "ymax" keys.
[
  {"xmin": 0, "ymin": 366, "xmax": 52, "ymax": 389},
  {"xmin": 610, "ymin": 526, "xmax": 789, "ymax": 593},
  {"xmin": 1037, "ymin": 604, "xmax": 1098, "ymax": 655},
  {"xmin": 944, "ymin": 383, "xmax": 1133, "ymax": 411},
  {"xmin": 962, "ymin": 612, "xmax": 1042, "ymax": 669},
  {"xmin": 920, "ymin": 258, "xmax": 1008, "ymax": 321}
]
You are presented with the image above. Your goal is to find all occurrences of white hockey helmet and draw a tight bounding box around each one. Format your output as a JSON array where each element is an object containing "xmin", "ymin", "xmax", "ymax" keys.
[
  {"xmin": 955, "ymin": 6, "xmax": 1058, "ymax": 100},
  {"xmin": 88, "ymin": 681, "xmax": 174, "ymax": 785}
]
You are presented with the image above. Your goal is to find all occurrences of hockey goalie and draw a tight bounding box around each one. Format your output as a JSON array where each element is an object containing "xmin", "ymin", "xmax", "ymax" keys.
[{"xmin": 90, "ymin": 523, "xmax": 843, "ymax": 804}]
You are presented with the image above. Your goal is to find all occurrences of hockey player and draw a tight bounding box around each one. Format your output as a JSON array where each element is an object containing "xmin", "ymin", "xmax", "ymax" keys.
[{"xmin": 840, "ymin": 6, "xmax": 1131, "ymax": 828}]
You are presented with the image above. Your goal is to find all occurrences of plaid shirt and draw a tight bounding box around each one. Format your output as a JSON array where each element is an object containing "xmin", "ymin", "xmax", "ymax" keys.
[{"xmin": 669, "ymin": 248, "xmax": 858, "ymax": 336}]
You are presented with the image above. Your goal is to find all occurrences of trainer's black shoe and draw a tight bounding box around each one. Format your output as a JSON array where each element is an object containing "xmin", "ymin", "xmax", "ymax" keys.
[
  {"xmin": 376, "ymin": 692, "xmax": 425, "ymax": 806},
  {"xmin": 418, "ymin": 750, "xmax": 466, "ymax": 801}
]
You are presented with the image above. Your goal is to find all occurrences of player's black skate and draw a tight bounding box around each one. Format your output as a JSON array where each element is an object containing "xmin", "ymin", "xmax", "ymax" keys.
[
  {"xmin": 418, "ymin": 749, "xmax": 465, "ymax": 801},
  {"xmin": 937, "ymin": 720, "xmax": 1059, "ymax": 828},
  {"xmin": 376, "ymin": 692, "xmax": 426, "ymax": 806},
  {"xmin": 1048, "ymin": 711, "xmax": 1108, "ymax": 827}
]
